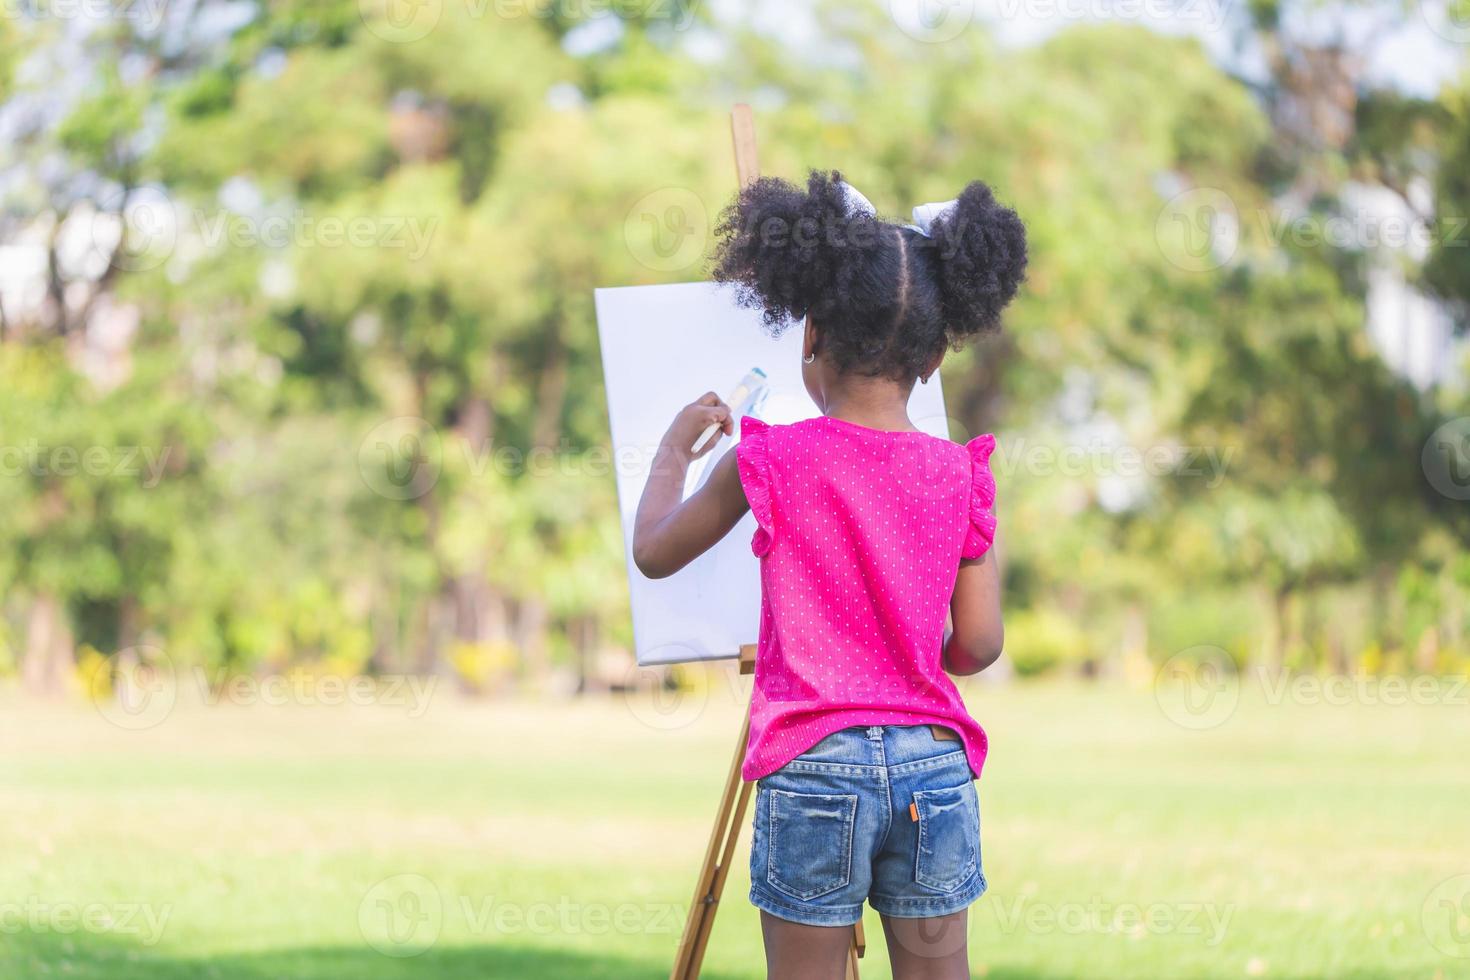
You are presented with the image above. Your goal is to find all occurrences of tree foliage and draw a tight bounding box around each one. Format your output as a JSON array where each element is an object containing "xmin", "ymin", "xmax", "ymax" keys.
[{"xmin": 2, "ymin": 1, "xmax": 1467, "ymax": 690}]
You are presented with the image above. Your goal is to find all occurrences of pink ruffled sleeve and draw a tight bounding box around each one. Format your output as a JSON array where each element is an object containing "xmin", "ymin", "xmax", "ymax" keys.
[
  {"xmin": 960, "ymin": 434, "xmax": 998, "ymax": 560},
  {"xmin": 736, "ymin": 416, "xmax": 775, "ymax": 557}
]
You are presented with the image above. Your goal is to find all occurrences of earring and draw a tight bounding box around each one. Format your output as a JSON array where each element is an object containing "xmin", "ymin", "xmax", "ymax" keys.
[
  {"xmin": 920, "ymin": 374, "xmax": 929, "ymax": 384},
  {"xmin": 803, "ymin": 353, "xmax": 815, "ymax": 364}
]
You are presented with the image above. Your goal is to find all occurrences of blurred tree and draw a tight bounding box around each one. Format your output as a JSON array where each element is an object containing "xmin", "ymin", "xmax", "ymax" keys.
[
  {"xmin": 0, "ymin": 3, "xmax": 250, "ymax": 690},
  {"xmin": 0, "ymin": 0, "xmax": 1465, "ymax": 690},
  {"xmin": 1421, "ymin": 83, "xmax": 1470, "ymax": 326}
]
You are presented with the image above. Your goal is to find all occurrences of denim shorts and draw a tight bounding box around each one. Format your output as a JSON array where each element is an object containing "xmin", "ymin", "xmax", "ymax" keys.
[{"xmin": 749, "ymin": 724, "xmax": 985, "ymax": 927}]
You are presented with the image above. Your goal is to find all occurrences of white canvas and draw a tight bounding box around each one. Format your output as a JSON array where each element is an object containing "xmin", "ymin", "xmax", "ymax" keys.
[{"xmin": 595, "ymin": 281, "xmax": 951, "ymax": 665}]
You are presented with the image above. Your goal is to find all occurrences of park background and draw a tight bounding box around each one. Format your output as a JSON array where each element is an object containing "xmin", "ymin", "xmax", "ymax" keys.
[{"xmin": 3, "ymin": 0, "xmax": 1470, "ymax": 977}]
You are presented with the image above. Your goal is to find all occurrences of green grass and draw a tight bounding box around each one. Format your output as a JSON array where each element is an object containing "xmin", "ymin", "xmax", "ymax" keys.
[{"xmin": 1, "ymin": 676, "xmax": 1468, "ymax": 979}]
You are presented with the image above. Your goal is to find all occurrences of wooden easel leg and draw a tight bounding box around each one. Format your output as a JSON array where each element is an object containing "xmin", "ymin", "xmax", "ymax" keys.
[
  {"xmin": 670, "ymin": 649, "xmax": 757, "ymax": 980},
  {"xmin": 668, "ymin": 645, "xmax": 865, "ymax": 979},
  {"xmin": 847, "ymin": 919, "xmax": 865, "ymax": 978}
]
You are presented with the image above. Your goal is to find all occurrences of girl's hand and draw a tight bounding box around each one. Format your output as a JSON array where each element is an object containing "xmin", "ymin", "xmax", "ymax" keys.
[
  {"xmin": 634, "ymin": 392, "xmax": 750, "ymax": 579},
  {"xmin": 662, "ymin": 392, "xmax": 734, "ymax": 460}
]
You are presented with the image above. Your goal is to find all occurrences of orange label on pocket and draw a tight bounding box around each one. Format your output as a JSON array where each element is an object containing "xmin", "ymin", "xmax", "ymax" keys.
[{"xmin": 908, "ymin": 802, "xmax": 919, "ymax": 822}]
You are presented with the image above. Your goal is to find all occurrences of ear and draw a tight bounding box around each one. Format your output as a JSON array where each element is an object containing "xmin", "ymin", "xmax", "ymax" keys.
[
  {"xmin": 920, "ymin": 350, "xmax": 943, "ymax": 384},
  {"xmin": 802, "ymin": 314, "xmax": 819, "ymax": 360}
]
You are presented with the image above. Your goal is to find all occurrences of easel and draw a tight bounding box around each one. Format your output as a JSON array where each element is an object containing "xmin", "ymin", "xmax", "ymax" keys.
[{"xmin": 669, "ymin": 106, "xmax": 866, "ymax": 980}]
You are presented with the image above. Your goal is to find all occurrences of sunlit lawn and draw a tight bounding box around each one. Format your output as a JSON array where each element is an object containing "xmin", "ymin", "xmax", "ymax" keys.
[{"xmin": 1, "ymin": 672, "xmax": 1467, "ymax": 979}]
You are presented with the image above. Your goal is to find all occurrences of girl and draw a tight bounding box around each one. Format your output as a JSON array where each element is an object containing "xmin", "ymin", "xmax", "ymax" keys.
[{"xmin": 633, "ymin": 170, "xmax": 1026, "ymax": 980}]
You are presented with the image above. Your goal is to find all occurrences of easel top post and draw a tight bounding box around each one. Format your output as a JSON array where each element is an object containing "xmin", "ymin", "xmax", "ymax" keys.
[
  {"xmin": 732, "ymin": 106, "xmax": 758, "ymax": 682},
  {"xmin": 731, "ymin": 104, "xmax": 760, "ymax": 188}
]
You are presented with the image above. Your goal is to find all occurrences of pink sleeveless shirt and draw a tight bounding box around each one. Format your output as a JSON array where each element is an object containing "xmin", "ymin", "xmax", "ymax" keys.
[{"xmin": 735, "ymin": 414, "xmax": 997, "ymax": 781}]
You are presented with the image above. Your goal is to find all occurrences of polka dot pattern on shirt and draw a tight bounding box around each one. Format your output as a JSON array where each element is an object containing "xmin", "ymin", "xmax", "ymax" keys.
[{"xmin": 736, "ymin": 415, "xmax": 997, "ymax": 782}]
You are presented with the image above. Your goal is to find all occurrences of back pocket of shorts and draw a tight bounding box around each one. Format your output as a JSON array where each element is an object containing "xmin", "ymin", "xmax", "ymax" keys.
[
  {"xmin": 766, "ymin": 789, "xmax": 858, "ymax": 901},
  {"xmin": 913, "ymin": 782, "xmax": 979, "ymax": 893}
]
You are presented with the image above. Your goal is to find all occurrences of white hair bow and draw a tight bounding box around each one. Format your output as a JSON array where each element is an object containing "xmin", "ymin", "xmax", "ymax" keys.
[{"xmin": 837, "ymin": 180, "xmax": 958, "ymax": 239}]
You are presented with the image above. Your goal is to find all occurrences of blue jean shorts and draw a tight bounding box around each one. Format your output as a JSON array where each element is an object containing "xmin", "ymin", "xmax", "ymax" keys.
[{"xmin": 749, "ymin": 724, "xmax": 985, "ymax": 927}]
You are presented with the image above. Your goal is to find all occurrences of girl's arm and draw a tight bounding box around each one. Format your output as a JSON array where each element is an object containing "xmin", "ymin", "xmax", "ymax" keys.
[
  {"xmin": 944, "ymin": 537, "xmax": 1004, "ymax": 675},
  {"xmin": 632, "ymin": 392, "xmax": 752, "ymax": 579}
]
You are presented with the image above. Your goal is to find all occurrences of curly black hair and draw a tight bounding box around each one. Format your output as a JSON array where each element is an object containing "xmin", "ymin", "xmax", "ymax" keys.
[{"xmin": 710, "ymin": 170, "xmax": 1027, "ymax": 381}]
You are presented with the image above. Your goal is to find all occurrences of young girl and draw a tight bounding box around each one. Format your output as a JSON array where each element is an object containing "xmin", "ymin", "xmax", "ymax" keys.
[{"xmin": 633, "ymin": 170, "xmax": 1026, "ymax": 979}]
